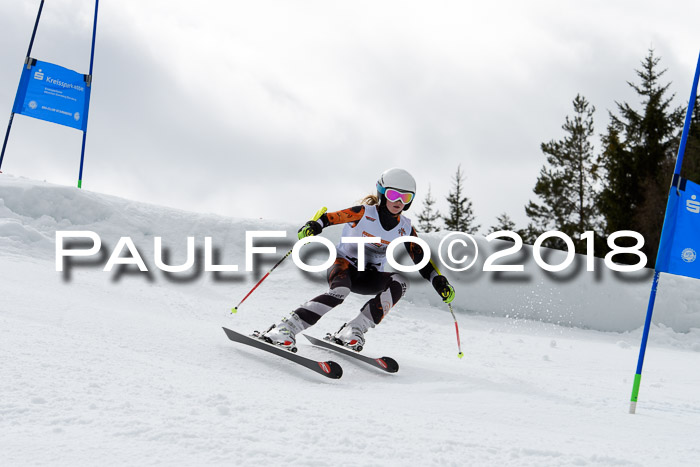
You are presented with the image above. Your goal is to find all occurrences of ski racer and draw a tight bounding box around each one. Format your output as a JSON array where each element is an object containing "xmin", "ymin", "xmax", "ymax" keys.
[{"xmin": 262, "ymin": 167, "xmax": 456, "ymax": 352}]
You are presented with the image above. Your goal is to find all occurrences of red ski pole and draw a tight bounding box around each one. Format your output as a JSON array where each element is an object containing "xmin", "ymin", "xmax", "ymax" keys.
[
  {"xmin": 231, "ymin": 207, "xmax": 327, "ymax": 313},
  {"xmin": 430, "ymin": 260, "xmax": 464, "ymax": 358},
  {"xmin": 448, "ymin": 303, "xmax": 464, "ymax": 359}
]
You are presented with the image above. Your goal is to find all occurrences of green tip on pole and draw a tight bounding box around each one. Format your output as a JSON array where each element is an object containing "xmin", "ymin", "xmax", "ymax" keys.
[
  {"xmin": 77, "ymin": 179, "xmax": 82, "ymax": 189},
  {"xmin": 231, "ymin": 307, "xmax": 238, "ymax": 314},
  {"xmin": 458, "ymin": 352, "xmax": 464, "ymax": 359}
]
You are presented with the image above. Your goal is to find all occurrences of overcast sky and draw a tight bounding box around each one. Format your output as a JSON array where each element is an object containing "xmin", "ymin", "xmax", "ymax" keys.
[{"xmin": 1, "ymin": 0, "xmax": 699, "ymax": 231}]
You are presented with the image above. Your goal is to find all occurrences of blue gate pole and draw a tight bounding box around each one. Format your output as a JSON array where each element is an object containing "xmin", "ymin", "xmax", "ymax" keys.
[
  {"xmin": 629, "ymin": 50, "xmax": 700, "ymax": 414},
  {"xmin": 672, "ymin": 51, "xmax": 700, "ymax": 176},
  {"xmin": 629, "ymin": 271, "xmax": 660, "ymax": 414},
  {"xmin": 0, "ymin": 0, "xmax": 45, "ymax": 171},
  {"xmin": 77, "ymin": 0, "xmax": 99, "ymax": 189}
]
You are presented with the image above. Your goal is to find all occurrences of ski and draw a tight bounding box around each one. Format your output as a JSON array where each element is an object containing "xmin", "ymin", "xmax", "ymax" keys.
[
  {"xmin": 301, "ymin": 334, "xmax": 399, "ymax": 373},
  {"xmin": 222, "ymin": 327, "xmax": 343, "ymax": 379}
]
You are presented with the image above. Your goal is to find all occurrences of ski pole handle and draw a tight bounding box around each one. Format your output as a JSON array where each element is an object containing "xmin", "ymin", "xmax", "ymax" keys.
[
  {"xmin": 231, "ymin": 206, "xmax": 327, "ymax": 313},
  {"xmin": 309, "ymin": 206, "xmax": 328, "ymax": 223}
]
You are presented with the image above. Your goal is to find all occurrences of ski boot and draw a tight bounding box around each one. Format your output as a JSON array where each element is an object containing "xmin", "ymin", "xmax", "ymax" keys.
[
  {"xmin": 257, "ymin": 312, "xmax": 306, "ymax": 353},
  {"xmin": 329, "ymin": 312, "xmax": 374, "ymax": 352}
]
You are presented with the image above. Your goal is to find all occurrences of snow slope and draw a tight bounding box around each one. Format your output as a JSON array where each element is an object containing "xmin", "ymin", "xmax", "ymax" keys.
[{"xmin": 2, "ymin": 175, "xmax": 700, "ymax": 466}]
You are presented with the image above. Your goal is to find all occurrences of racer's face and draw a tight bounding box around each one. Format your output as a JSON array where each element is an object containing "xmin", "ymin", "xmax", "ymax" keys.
[{"xmin": 386, "ymin": 199, "xmax": 405, "ymax": 215}]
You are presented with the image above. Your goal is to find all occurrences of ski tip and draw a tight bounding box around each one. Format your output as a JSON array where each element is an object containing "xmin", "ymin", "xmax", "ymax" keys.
[
  {"xmin": 378, "ymin": 357, "xmax": 399, "ymax": 373},
  {"xmin": 323, "ymin": 360, "xmax": 343, "ymax": 379}
]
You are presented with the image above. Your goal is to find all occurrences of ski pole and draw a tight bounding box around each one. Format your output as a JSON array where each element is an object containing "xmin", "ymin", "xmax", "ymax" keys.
[
  {"xmin": 448, "ymin": 302, "xmax": 464, "ymax": 359},
  {"xmin": 231, "ymin": 206, "xmax": 327, "ymax": 313},
  {"xmin": 430, "ymin": 259, "xmax": 464, "ymax": 358}
]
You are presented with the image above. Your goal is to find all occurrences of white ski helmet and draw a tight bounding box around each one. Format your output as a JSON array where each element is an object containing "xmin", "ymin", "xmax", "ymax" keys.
[{"xmin": 376, "ymin": 167, "xmax": 417, "ymax": 211}]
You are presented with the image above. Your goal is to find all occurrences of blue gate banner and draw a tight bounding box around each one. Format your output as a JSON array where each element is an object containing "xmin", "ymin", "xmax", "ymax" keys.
[
  {"xmin": 655, "ymin": 175, "xmax": 700, "ymax": 280},
  {"xmin": 12, "ymin": 59, "xmax": 90, "ymax": 131}
]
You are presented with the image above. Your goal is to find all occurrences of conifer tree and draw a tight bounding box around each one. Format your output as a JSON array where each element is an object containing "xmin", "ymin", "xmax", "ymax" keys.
[
  {"xmin": 679, "ymin": 95, "xmax": 700, "ymax": 182},
  {"xmin": 597, "ymin": 123, "xmax": 629, "ymax": 235},
  {"xmin": 417, "ymin": 185, "xmax": 441, "ymax": 232},
  {"xmin": 488, "ymin": 213, "xmax": 517, "ymax": 242},
  {"xmin": 444, "ymin": 165, "xmax": 480, "ymax": 234},
  {"xmin": 598, "ymin": 49, "xmax": 684, "ymax": 262},
  {"xmin": 517, "ymin": 223, "xmax": 540, "ymax": 245},
  {"xmin": 488, "ymin": 213, "xmax": 516, "ymax": 234},
  {"xmin": 525, "ymin": 94, "xmax": 600, "ymax": 252}
]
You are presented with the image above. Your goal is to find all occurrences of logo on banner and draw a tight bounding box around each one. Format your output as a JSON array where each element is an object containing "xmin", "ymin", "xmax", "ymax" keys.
[
  {"xmin": 33, "ymin": 69, "xmax": 44, "ymax": 80},
  {"xmin": 28, "ymin": 101, "xmax": 37, "ymax": 110},
  {"xmin": 682, "ymin": 248, "xmax": 697, "ymax": 263},
  {"xmin": 74, "ymin": 112, "xmax": 80, "ymax": 121},
  {"xmin": 687, "ymin": 195, "xmax": 700, "ymax": 213}
]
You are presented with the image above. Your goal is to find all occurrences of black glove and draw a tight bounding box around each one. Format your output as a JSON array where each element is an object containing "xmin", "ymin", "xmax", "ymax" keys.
[
  {"xmin": 432, "ymin": 275, "xmax": 455, "ymax": 303},
  {"xmin": 297, "ymin": 220, "xmax": 323, "ymax": 239}
]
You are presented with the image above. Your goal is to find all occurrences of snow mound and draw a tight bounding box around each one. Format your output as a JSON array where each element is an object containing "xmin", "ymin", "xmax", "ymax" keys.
[{"xmin": 1, "ymin": 174, "xmax": 698, "ymax": 332}]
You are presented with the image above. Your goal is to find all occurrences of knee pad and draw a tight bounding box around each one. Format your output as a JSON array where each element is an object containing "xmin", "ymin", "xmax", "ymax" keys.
[
  {"xmin": 389, "ymin": 274, "xmax": 409, "ymax": 298},
  {"xmin": 362, "ymin": 275, "xmax": 409, "ymax": 325}
]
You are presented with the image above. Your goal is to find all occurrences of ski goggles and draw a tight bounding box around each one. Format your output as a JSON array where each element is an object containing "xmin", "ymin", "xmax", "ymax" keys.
[{"xmin": 377, "ymin": 184, "xmax": 414, "ymax": 204}]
